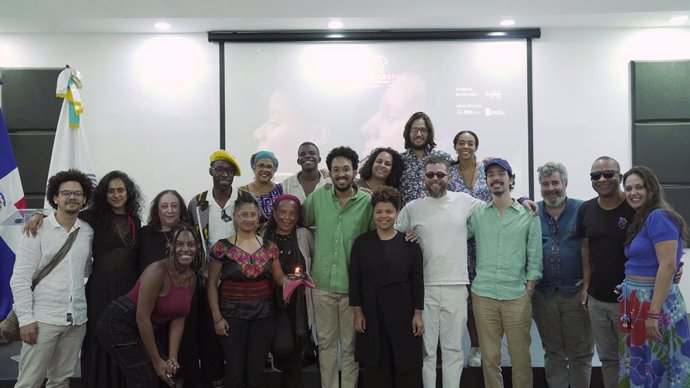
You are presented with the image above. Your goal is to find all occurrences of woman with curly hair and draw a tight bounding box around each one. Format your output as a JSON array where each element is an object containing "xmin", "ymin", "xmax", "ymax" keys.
[
  {"xmin": 356, "ymin": 147, "xmax": 403, "ymax": 192},
  {"xmin": 618, "ymin": 166, "xmax": 690, "ymax": 388},
  {"xmin": 81, "ymin": 170, "xmax": 145, "ymax": 388}
]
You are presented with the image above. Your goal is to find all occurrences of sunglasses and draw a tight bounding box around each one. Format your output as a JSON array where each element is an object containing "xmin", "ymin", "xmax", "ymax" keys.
[
  {"xmin": 590, "ymin": 170, "xmax": 617, "ymax": 180},
  {"xmin": 424, "ymin": 172, "xmax": 447, "ymax": 179}
]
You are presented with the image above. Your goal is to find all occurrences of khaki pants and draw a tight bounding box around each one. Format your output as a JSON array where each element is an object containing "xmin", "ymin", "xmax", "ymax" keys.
[
  {"xmin": 586, "ymin": 296, "xmax": 619, "ymax": 388},
  {"xmin": 473, "ymin": 293, "xmax": 533, "ymax": 388},
  {"xmin": 312, "ymin": 289, "xmax": 358, "ymax": 388},
  {"xmin": 15, "ymin": 322, "xmax": 86, "ymax": 388}
]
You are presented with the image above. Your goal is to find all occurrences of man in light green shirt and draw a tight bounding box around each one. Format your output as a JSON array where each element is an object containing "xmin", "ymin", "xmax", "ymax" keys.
[
  {"xmin": 303, "ymin": 146, "xmax": 372, "ymax": 388},
  {"xmin": 468, "ymin": 158, "xmax": 542, "ymax": 388}
]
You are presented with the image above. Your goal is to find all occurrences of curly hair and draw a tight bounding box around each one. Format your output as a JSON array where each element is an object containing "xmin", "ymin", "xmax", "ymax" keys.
[
  {"xmin": 623, "ymin": 166, "xmax": 689, "ymax": 245},
  {"xmin": 147, "ymin": 189, "xmax": 190, "ymax": 232},
  {"xmin": 358, "ymin": 147, "xmax": 404, "ymax": 189},
  {"xmin": 90, "ymin": 170, "xmax": 143, "ymax": 229},
  {"xmin": 170, "ymin": 222, "xmax": 202, "ymax": 273},
  {"xmin": 46, "ymin": 169, "xmax": 94, "ymax": 210},
  {"xmin": 453, "ymin": 130, "xmax": 479, "ymax": 150},
  {"xmin": 326, "ymin": 146, "xmax": 359, "ymax": 172},
  {"xmin": 403, "ymin": 111, "xmax": 437, "ymax": 150},
  {"xmin": 371, "ymin": 186, "xmax": 402, "ymax": 211}
]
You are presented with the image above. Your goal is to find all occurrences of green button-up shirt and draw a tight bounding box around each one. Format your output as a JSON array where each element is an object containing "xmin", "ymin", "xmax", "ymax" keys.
[
  {"xmin": 303, "ymin": 184, "xmax": 372, "ymax": 293},
  {"xmin": 469, "ymin": 200, "xmax": 543, "ymax": 300}
]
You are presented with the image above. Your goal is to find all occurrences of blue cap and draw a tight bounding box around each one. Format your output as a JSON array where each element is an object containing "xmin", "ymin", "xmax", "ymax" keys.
[{"xmin": 484, "ymin": 158, "xmax": 513, "ymax": 175}]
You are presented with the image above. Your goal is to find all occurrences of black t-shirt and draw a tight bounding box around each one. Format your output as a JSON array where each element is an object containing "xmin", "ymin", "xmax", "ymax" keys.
[{"xmin": 575, "ymin": 197, "xmax": 635, "ymax": 302}]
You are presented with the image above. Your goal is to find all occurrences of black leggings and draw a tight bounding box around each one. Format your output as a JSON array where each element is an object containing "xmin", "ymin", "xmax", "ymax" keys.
[
  {"xmin": 97, "ymin": 296, "xmax": 159, "ymax": 388},
  {"xmin": 218, "ymin": 316, "xmax": 274, "ymax": 388}
]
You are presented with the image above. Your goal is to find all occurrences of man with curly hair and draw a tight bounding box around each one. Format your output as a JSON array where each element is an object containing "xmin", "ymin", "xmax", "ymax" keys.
[{"xmin": 10, "ymin": 169, "xmax": 94, "ymax": 388}]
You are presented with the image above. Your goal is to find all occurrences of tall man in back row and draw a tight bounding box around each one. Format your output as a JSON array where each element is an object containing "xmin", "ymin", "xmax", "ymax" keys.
[
  {"xmin": 188, "ymin": 149, "xmax": 243, "ymax": 388},
  {"xmin": 469, "ymin": 158, "xmax": 542, "ymax": 388},
  {"xmin": 303, "ymin": 146, "xmax": 372, "ymax": 388}
]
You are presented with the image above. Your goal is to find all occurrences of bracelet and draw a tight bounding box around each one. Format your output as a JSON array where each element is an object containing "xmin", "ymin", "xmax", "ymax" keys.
[{"xmin": 214, "ymin": 318, "xmax": 224, "ymax": 324}]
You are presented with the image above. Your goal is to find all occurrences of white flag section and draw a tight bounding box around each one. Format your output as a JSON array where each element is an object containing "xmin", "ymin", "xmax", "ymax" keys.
[{"xmin": 44, "ymin": 68, "xmax": 97, "ymax": 209}]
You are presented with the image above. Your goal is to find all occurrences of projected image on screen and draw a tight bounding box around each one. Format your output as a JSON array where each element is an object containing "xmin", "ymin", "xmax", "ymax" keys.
[{"xmin": 225, "ymin": 40, "xmax": 528, "ymax": 189}]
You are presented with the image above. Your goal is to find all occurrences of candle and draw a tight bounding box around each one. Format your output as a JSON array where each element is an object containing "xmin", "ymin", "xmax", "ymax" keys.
[{"xmin": 295, "ymin": 267, "xmax": 301, "ymax": 275}]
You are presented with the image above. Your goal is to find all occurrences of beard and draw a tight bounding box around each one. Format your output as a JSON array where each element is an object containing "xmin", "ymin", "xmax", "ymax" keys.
[
  {"xmin": 543, "ymin": 193, "xmax": 566, "ymax": 208},
  {"xmin": 426, "ymin": 185, "xmax": 447, "ymax": 198}
]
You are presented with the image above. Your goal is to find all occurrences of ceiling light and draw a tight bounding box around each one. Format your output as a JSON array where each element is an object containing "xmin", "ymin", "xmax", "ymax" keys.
[
  {"xmin": 154, "ymin": 22, "xmax": 171, "ymax": 31},
  {"xmin": 327, "ymin": 34, "xmax": 344, "ymax": 39},
  {"xmin": 500, "ymin": 19, "xmax": 516, "ymax": 26},
  {"xmin": 487, "ymin": 32, "xmax": 507, "ymax": 36},
  {"xmin": 328, "ymin": 20, "xmax": 344, "ymax": 29},
  {"xmin": 669, "ymin": 15, "xmax": 688, "ymax": 25}
]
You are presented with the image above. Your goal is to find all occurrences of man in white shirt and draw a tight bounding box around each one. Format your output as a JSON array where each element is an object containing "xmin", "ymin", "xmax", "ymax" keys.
[
  {"xmin": 11, "ymin": 169, "xmax": 94, "ymax": 388},
  {"xmin": 396, "ymin": 156, "xmax": 482, "ymax": 388},
  {"xmin": 188, "ymin": 149, "xmax": 242, "ymax": 387}
]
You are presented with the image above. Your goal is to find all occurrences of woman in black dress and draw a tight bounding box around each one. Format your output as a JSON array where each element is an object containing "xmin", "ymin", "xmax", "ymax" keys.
[
  {"xmin": 81, "ymin": 171, "xmax": 144, "ymax": 388},
  {"xmin": 349, "ymin": 186, "xmax": 424, "ymax": 388},
  {"xmin": 262, "ymin": 194, "xmax": 316, "ymax": 388}
]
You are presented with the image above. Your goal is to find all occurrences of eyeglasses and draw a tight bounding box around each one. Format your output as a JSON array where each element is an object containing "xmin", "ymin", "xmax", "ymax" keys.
[
  {"xmin": 210, "ymin": 167, "xmax": 235, "ymax": 176},
  {"xmin": 59, "ymin": 190, "xmax": 84, "ymax": 198},
  {"xmin": 424, "ymin": 172, "xmax": 447, "ymax": 179},
  {"xmin": 410, "ymin": 128, "xmax": 429, "ymax": 135},
  {"xmin": 590, "ymin": 170, "xmax": 617, "ymax": 180},
  {"xmin": 221, "ymin": 209, "xmax": 232, "ymax": 222}
]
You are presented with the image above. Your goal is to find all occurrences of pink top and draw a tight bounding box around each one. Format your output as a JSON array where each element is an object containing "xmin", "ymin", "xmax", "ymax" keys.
[{"xmin": 126, "ymin": 274, "xmax": 194, "ymax": 325}]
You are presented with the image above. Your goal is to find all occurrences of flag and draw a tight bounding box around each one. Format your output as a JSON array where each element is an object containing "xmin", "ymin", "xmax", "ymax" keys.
[
  {"xmin": 0, "ymin": 107, "xmax": 26, "ymax": 320},
  {"xmin": 44, "ymin": 67, "xmax": 97, "ymax": 209}
]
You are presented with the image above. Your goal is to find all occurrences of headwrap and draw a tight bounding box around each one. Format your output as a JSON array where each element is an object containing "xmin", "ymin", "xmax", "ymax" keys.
[
  {"xmin": 209, "ymin": 149, "xmax": 242, "ymax": 176},
  {"xmin": 272, "ymin": 194, "xmax": 302, "ymax": 213},
  {"xmin": 251, "ymin": 150, "xmax": 279, "ymax": 169}
]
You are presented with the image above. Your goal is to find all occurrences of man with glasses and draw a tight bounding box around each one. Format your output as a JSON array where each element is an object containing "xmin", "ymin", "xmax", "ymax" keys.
[
  {"xmin": 399, "ymin": 112, "xmax": 452, "ymax": 206},
  {"xmin": 575, "ymin": 156, "xmax": 632, "ymax": 388},
  {"xmin": 469, "ymin": 158, "xmax": 542, "ymax": 388},
  {"xmin": 303, "ymin": 146, "xmax": 372, "ymax": 388},
  {"xmin": 533, "ymin": 162, "xmax": 594, "ymax": 388},
  {"xmin": 11, "ymin": 169, "xmax": 94, "ymax": 388},
  {"xmin": 396, "ymin": 156, "xmax": 483, "ymax": 388},
  {"xmin": 188, "ymin": 149, "xmax": 242, "ymax": 388}
]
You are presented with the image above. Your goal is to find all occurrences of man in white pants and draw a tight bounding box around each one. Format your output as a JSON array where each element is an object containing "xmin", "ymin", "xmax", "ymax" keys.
[
  {"xmin": 11, "ymin": 169, "xmax": 94, "ymax": 388},
  {"xmin": 396, "ymin": 155, "xmax": 482, "ymax": 388}
]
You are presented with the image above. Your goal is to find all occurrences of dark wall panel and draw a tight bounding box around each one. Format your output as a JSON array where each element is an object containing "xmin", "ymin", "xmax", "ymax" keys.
[
  {"xmin": 632, "ymin": 123, "xmax": 690, "ymax": 183},
  {"xmin": 1, "ymin": 69, "xmax": 62, "ymax": 131},
  {"xmin": 631, "ymin": 61, "xmax": 690, "ymax": 121},
  {"xmin": 663, "ymin": 186, "xmax": 690, "ymax": 227}
]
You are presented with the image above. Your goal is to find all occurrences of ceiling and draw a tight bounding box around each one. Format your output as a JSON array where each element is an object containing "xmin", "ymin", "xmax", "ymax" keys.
[{"xmin": 0, "ymin": 0, "xmax": 688, "ymax": 33}]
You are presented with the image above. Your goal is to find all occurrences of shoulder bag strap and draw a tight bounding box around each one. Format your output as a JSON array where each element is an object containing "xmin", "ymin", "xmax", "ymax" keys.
[{"xmin": 30, "ymin": 227, "xmax": 81, "ymax": 291}]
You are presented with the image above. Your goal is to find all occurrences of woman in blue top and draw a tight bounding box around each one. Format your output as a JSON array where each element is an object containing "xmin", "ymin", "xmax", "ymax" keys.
[{"xmin": 619, "ymin": 166, "xmax": 690, "ymax": 388}]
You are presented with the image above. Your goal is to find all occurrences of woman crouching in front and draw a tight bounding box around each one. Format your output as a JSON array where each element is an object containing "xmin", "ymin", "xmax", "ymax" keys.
[
  {"xmin": 207, "ymin": 193, "xmax": 287, "ymax": 388},
  {"xmin": 97, "ymin": 222, "xmax": 199, "ymax": 387}
]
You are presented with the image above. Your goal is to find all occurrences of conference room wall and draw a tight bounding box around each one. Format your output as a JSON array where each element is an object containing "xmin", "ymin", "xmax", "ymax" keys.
[{"xmin": 3, "ymin": 28, "xmax": 689, "ymax": 210}]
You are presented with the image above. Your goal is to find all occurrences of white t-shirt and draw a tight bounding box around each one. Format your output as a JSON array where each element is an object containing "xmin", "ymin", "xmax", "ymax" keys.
[
  {"xmin": 207, "ymin": 188, "xmax": 236, "ymax": 246},
  {"xmin": 396, "ymin": 191, "xmax": 482, "ymax": 286}
]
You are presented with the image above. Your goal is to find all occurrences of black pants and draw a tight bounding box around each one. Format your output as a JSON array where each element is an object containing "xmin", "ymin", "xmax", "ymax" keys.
[
  {"xmin": 362, "ymin": 313, "xmax": 422, "ymax": 388},
  {"xmin": 197, "ymin": 281, "xmax": 225, "ymax": 386},
  {"xmin": 218, "ymin": 316, "xmax": 274, "ymax": 388},
  {"xmin": 97, "ymin": 296, "xmax": 159, "ymax": 388}
]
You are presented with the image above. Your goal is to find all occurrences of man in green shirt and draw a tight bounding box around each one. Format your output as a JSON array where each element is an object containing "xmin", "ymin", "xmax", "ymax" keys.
[
  {"xmin": 303, "ymin": 146, "xmax": 372, "ymax": 388},
  {"xmin": 468, "ymin": 158, "xmax": 542, "ymax": 388}
]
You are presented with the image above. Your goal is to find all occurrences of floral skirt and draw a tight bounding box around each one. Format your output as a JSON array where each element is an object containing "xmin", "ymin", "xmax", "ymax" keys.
[{"xmin": 618, "ymin": 278, "xmax": 690, "ymax": 388}]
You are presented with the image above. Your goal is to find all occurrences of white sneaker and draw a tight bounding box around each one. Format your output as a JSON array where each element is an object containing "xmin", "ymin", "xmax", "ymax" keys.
[{"xmin": 467, "ymin": 347, "xmax": 482, "ymax": 367}]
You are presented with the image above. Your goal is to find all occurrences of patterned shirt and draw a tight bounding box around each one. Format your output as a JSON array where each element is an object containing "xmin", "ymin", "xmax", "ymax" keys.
[
  {"xmin": 399, "ymin": 148, "xmax": 452, "ymax": 206},
  {"xmin": 447, "ymin": 161, "xmax": 492, "ymax": 202}
]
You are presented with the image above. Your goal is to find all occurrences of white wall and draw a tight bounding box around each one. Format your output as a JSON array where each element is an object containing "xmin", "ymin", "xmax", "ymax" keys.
[
  {"xmin": 533, "ymin": 27, "xmax": 690, "ymax": 199},
  {"xmin": 0, "ymin": 33, "xmax": 220, "ymax": 216}
]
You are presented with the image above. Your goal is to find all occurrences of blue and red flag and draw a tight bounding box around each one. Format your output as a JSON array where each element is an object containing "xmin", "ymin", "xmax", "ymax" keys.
[{"xmin": 0, "ymin": 107, "xmax": 26, "ymax": 320}]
